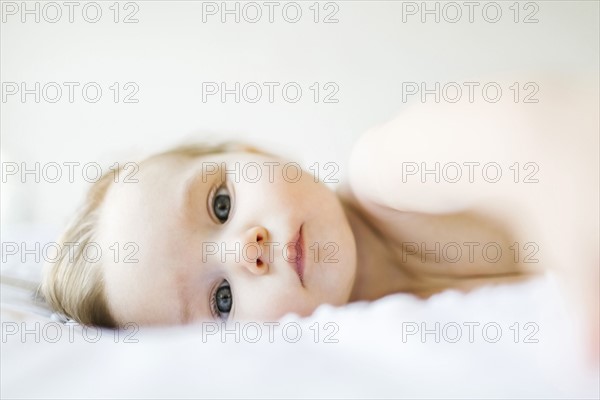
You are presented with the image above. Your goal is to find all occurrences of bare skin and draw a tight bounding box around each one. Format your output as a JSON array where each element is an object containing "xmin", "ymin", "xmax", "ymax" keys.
[
  {"xmin": 340, "ymin": 187, "xmax": 538, "ymax": 302},
  {"xmin": 339, "ymin": 73, "xmax": 598, "ymax": 358},
  {"xmin": 97, "ymin": 74, "xmax": 597, "ymax": 362}
]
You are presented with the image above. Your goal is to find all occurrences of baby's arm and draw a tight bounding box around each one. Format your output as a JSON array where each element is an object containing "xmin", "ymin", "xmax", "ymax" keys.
[
  {"xmin": 348, "ymin": 74, "xmax": 599, "ymax": 356},
  {"xmin": 348, "ymin": 74, "xmax": 598, "ymax": 282}
]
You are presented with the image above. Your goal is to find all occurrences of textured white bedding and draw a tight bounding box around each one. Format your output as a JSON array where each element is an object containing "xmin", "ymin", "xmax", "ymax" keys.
[{"xmin": 2, "ymin": 267, "xmax": 598, "ymax": 399}]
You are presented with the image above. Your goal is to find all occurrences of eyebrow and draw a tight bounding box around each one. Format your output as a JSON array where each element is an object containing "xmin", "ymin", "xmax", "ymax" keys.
[
  {"xmin": 177, "ymin": 164, "xmax": 222, "ymax": 323},
  {"xmin": 175, "ymin": 251, "xmax": 212, "ymax": 324},
  {"xmin": 178, "ymin": 280, "xmax": 214, "ymax": 324},
  {"xmin": 180, "ymin": 165, "xmax": 218, "ymax": 228},
  {"xmin": 178, "ymin": 279, "xmax": 193, "ymax": 324}
]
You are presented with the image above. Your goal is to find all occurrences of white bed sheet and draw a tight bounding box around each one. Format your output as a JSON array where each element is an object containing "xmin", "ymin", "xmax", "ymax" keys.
[{"xmin": 2, "ymin": 268, "xmax": 598, "ymax": 399}]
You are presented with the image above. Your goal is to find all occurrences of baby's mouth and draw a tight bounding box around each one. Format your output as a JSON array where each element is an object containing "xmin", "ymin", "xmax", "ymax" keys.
[
  {"xmin": 288, "ymin": 224, "xmax": 305, "ymax": 287},
  {"xmin": 295, "ymin": 224, "xmax": 305, "ymax": 287}
]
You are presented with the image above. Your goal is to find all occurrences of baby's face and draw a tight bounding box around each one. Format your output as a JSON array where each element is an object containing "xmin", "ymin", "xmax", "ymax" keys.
[{"xmin": 96, "ymin": 151, "xmax": 357, "ymax": 325}]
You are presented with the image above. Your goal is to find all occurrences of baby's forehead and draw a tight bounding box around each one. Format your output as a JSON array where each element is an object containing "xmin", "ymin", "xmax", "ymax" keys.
[
  {"xmin": 137, "ymin": 151, "xmax": 238, "ymax": 176},
  {"xmin": 105, "ymin": 149, "xmax": 263, "ymax": 206},
  {"xmin": 108, "ymin": 156, "xmax": 183, "ymax": 199},
  {"xmin": 138, "ymin": 153, "xmax": 195, "ymax": 176},
  {"xmin": 98, "ymin": 157, "xmax": 190, "ymax": 231},
  {"xmin": 99, "ymin": 152, "xmax": 231, "ymax": 224}
]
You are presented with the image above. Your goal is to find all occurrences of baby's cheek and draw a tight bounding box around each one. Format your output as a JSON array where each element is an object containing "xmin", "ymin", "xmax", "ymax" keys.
[{"xmin": 237, "ymin": 289, "xmax": 315, "ymax": 321}]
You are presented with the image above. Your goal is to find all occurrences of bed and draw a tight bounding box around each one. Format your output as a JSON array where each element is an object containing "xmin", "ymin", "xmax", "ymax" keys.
[{"xmin": 2, "ymin": 225, "xmax": 598, "ymax": 399}]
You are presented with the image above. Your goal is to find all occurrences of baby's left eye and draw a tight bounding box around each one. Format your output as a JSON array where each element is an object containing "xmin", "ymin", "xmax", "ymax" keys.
[
  {"xmin": 212, "ymin": 186, "xmax": 231, "ymax": 223},
  {"xmin": 212, "ymin": 280, "xmax": 232, "ymax": 320}
]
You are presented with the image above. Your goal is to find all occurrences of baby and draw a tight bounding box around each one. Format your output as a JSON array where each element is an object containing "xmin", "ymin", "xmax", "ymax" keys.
[{"xmin": 40, "ymin": 76, "xmax": 598, "ymax": 334}]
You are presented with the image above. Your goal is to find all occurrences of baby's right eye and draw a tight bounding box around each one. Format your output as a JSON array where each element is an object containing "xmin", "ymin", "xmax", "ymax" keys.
[{"xmin": 212, "ymin": 185, "xmax": 231, "ymax": 223}]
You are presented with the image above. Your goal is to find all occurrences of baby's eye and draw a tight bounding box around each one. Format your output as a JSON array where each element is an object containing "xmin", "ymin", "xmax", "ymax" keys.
[
  {"xmin": 212, "ymin": 186, "xmax": 231, "ymax": 223},
  {"xmin": 211, "ymin": 280, "xmax": 232, "ymax": 320}
]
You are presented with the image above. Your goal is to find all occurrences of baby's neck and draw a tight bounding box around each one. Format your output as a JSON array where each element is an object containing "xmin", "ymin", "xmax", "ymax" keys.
[{"xmin": 337, "ymin": 187, "xmax": 407, "ymax": 302}]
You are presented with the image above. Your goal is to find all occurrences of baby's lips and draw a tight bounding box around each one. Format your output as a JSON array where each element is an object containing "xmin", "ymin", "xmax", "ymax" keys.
[{"xmin": 285, "ymin": 240, "xmax": 300, "ymax": 263}]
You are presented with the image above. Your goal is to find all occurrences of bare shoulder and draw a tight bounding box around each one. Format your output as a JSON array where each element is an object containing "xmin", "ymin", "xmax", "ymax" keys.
[
  {"xmin": 346, "ymin": 73, "xmax": 599, "ymax": 295},
  {"xmin": 348, "ymin": 102, "xmax": 535, "ymax": 215},
  {"xmin": 348, "ymin": 73, "xmax": 598, "ymax": 217}
]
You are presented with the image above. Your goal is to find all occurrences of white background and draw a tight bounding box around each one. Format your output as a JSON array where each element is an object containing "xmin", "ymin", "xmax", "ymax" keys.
[{"xmin": 2, "ymin": 0, "xmax": 598, "ymax": 230}]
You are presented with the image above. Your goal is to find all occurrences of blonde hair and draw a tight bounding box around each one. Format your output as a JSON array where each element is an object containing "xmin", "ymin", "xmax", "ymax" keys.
[{"xmin": 40, "ymin": 141, "xmax": 263, "ymax": 327}]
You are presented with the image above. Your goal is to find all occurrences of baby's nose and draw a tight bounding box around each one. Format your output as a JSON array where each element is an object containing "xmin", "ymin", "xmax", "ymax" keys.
[{"xmin": 236, "ymin": 225, "xmax": 269, "ymax": 275}]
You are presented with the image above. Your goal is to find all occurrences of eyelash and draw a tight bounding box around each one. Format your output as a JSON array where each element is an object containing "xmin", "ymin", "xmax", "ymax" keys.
[
  {"xmin": 210, "ymin": 280, "xmax": 231, "ymax": 320},
  {"xmin": 207, "ymin": 173, "xmax": 234, "ymax": 320},
  {"xmin": 208, "ymin": 178, "xmax": 233, "ymax": 224}
]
